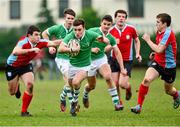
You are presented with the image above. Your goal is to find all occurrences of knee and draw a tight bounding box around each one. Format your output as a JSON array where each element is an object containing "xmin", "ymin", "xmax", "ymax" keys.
[
  {"xmin": 103, "ymin": 74, "xmax": 111, "ymax": 82},
  {"xmin": 27, "ymin": 82, "xmax": 34, "ymax": 93},
  {"xmin": 8, "ymin": 88, "xmax": 16, "ymax": 95},
  {"xmin": 119, "ymin": 81, "xmax": 126, "ymax": 89},
  {"xmin": 164, "ymin": 88, "xmax": 173, "ymax": 95},
  {"xmin": 143, "ymin": 77, "xmax": 152, "ymax": 85},
  {"xmin": 72, "ymin": 80, "xmax": 80, "ymax": 88},
  {"xmin": 89, "ymin": 84, "xmax": 96, "ymax": 90}
]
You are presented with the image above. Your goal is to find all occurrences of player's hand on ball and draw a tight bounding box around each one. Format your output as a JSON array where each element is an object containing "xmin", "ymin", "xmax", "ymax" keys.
[{"xmin": 68, "ymin": 39, "xmax": 80, "ymax": 56}]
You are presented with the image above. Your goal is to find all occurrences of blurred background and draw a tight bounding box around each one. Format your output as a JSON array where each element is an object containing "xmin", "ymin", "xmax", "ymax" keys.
[{"xmin": 0, "ymin": 0, "xmax": 180, "ymax": 80}]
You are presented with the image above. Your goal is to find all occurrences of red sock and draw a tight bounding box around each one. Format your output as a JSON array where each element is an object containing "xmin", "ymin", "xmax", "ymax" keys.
[
  {"xmin": 172, "ymin": 91, "xmax": 179, "ymax": 100},
  {"xmin": 21, "ymin": 92, "xmax": 33, "ymax": 113},
  {"xmin": 137, "ymin": 84, "xmax": 149, "ymax": 107}
]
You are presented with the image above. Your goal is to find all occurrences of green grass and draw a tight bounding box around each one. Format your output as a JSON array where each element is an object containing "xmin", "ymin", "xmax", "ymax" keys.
[{"xmin": 0, "ymin": 68, "xmax": 180, "ymax": 126}]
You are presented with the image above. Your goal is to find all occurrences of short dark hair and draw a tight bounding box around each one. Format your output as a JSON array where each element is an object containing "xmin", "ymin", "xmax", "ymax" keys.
[
  {"xmin": 114, "ymin": 9, "xmax": 127, "ymax": 19},
  {"xmin": 156, "ymin": 13, "xmax": 171, "ymax": 27},
  {"xmin": 64, "ymin": 8, "xmax": 76, "ymax": 17},
  {"xmin": 26, "ymin": 25, "xmax": 40, "ymax": 37},
  {"xmin": 101, "ymin": 15, "xmax": 113, "ymax": 23},
  {"xmin": 73, "ymin": 19, "xmax": 85, "ymax": 28}
]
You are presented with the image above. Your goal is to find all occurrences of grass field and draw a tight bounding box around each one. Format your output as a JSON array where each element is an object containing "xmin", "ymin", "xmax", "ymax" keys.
[{"xmin": 0, "ymin": 68, "xmax": 180, "ymax": 126}]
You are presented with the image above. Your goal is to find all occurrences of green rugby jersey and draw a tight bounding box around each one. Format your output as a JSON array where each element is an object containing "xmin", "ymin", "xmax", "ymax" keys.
[
  {"xmin": 89, "ymin": 27, "xmax": 116, "ymax": 60},
  {"xmin": 47, "ymin": 24, "xmax": 73, "ymax": 59},
  {"xmin": 63, "ymin": 30, "xmax": 101, "ymax": 67}
]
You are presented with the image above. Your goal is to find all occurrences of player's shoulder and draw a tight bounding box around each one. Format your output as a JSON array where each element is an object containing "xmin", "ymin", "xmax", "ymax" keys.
[
  {"xmin": 49, "ymin": 24, "xmax": 63, "ymax": 30},
  {"xmin": 88, "ymin": 27, "xmax": 99, "ymax": 31},
  {"xmin": 17, "ymin": 36, "xmax": 28, "ymax": 45},
  {"xmin": 109, "ymin": 25, "xmax": 116, "ymax": 31},
  {"xmin": 126, "ymin": 24, "xmax": 136, "ymax": 29}
]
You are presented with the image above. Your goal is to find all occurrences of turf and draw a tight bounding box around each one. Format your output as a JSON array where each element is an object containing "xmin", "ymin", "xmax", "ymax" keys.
[{"xmin": 0, "ymin": 68, "xmax": 180, "ymax": 126}]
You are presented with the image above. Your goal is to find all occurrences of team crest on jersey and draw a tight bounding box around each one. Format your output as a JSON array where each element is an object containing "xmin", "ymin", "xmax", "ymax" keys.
[{"xmin": 126, "ymin": 35, "xmax": 130, "ymax": 40}]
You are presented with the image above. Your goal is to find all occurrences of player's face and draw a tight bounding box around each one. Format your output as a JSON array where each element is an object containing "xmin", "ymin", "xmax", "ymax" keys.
[
  {"xmin": 73, "ymin": 25, "xmax": 84, "ymax": 39},
  {"xmin": 115, "ymin": 13, "xmax": 126, "ymax": 27},
  {"xmin": 100, "ymin": 20, "xmax": 112, "ymax": 34},
  {"xmin": 156, "ymin": 18, "xmax": 166, "ymax": 32},
  {"xmin": 30, "ymin": 31, "xmax": 41, "ymax": 43},
  {"xmin": 64, "ymin": 14, "xmax": 75, "ymax": 28}
]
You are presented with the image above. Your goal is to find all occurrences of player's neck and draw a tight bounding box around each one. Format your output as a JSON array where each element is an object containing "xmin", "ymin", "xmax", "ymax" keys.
[
  {"xmin": 117, "ymin": 24, "xmax": 125, "ymax": 31},
  {"xmin": 64, "ymin": 23, "xmax": 71, "ymax": 30}
]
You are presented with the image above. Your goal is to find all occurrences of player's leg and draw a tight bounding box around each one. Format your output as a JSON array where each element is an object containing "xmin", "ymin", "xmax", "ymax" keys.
[
  {"xmin": 99, "ymin": 63, "xmax": 123, "ymax": 111},
  {"xmin": 119, "ymin": 61, "xmax": 133, "ymax": 101},
  {"xmin": 83, "ymin": 61, "xmax": 97, "ymax": 108},
  {"xmin": 5, "ymin": 64, "xmax": 21, "ymax": 99},
  {"xmin": 162, "ymin": 67, "xmax": 180, "ymax": 109},
  {"xmin": 8, "ymin": 76, "xmax": 19, "ymax": 96},
  {"xmin": 69, "ymin": 66, "xmax": 88, "ymax": 116},
  {"xmin": 83, "ymin": 76, "xmax": 96, "ymax": 108},
  {"xmin": 108, "ymin": 57, "xmax": 122, "ymax": 106},
  {"xmin": 72, "ymin": 69, "xmax": 87, "ymax": 103},
  {"xmin": 56, "ymin": 58, "xmax": 73, "ymax": 112},
  {"xmin": 131, "ymin": 67, "xmax": 159, "ymax": 114},
  {"xmin": 20, "ymin": 71, "xmax": 34, "ymax": 117}
]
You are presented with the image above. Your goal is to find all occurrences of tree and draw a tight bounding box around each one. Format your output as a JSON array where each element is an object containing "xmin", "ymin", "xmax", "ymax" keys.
[
  {"xmin": 36, "ymin": 0, "xmax": 55, "ymax": 31},
  {"xmin": 78, "ymin": 8, "xmax": 101, "ymax": 29}
]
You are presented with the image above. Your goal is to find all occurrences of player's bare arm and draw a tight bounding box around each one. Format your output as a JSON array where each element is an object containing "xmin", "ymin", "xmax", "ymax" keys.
[
  {"xmin": 12, "ymin": 46, "xmax": 40, "ymax": 55},
  {"xmin": 113, "ymin": 46, "xmax": 127, "ymax": 75},
  {"xmin": 58, "ymin": 42, "xmax": 71, "ymax": 53},
  {"xmin": 96, "ymin": 36, "xmax": 110, "ymax": 45},
  {"xmin": 142, "ymin": 33, "xmax": 166, "ymax": 53},
  {"xmin": 91, "ymin": 47, "xmax": 100, "ymax": 53},
  {"xmin": 104, "ymin": 45, "xmax": 112, "ymax": 53},
  {"xmin": 134, "ymin": 37, "xmax": 142, "ymax": 62},
  {"xmin": 47, "ymin": 39, "xmax": 62, "ymax": 47},
  {"xmin": 42, "ymin": 29, "xmax": 57, "ymax": 54}
]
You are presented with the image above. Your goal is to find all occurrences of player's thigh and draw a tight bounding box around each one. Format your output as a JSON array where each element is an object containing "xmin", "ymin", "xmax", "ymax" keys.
[
  {"xmin": 73, "ymin": 70, "xmax": 87, "ymax": 85},
  {"xmin": 20, "ymin": 72, "xmax": 34, "ymax": 86},
  {"xmin": 8, "ymin": 75, "xmax": 19, "ymax": 93},
  {"xmin": 143, "ymin": 67, "xmax": 159, "ymax": 85},
  {"xmin": 99, "ymin": 63, "xmax": 111, "ymax": 79}
]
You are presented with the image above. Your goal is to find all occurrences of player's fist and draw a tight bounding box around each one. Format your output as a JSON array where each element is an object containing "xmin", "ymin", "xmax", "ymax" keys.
[
  {"xmin": 149, "ymin": 52, "xmax": 155, "ymax": 60},
  {"xmin": 32, "ymin": 48, "xmax": 40, "ymax": 53},
  {"xmin": 49, "ymin": 47, "xmax": 56, "ymax": 54}
]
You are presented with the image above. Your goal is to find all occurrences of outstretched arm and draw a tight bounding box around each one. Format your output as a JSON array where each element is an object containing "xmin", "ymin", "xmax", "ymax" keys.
[
  {"xmin": 142, "ymin": 33, "xmax": 166, "ymax": 53},
  {"xmin": 42, "ymin": 29, "xmax": 56, "ymax": 54},
  {"xmin": 12, "ymin": 46, "xmax": 40, "ymax": 55}
]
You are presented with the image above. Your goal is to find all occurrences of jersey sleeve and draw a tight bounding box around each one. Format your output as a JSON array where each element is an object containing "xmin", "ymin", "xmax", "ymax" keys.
[
  {"xmin": 38, "ymin": 39, "xmax": 49, "ymax": 48},
  {"xmin": 160, "ymin": 28, "xmax": 171, "ymax": 46},
  {"xmin": 109, "ymin": 35, "xmax": 116, "ymax": 47},
  {"xmin": 132, "ymin": 27, "xmax": 138, "ymax": 39},
  {"xmin": 47, "ymin": 25, "xmax": 59, "ymax": 36},
  {"xmin": 88, "ymin": 30, "xmax": 102, "ymax": 42}
]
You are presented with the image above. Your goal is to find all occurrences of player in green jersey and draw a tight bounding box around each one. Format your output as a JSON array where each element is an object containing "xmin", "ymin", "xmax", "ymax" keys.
[
  {"xmin": 42, "ymin": 8, "xmax": 75, "ymax": 112},
  {"xmin": 82, "ymin": 15, "xmax": 127, "ymax": 111},
  {"xmin": 58, "ymin": 18, "xmax": 110, "ymax": 116}
]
